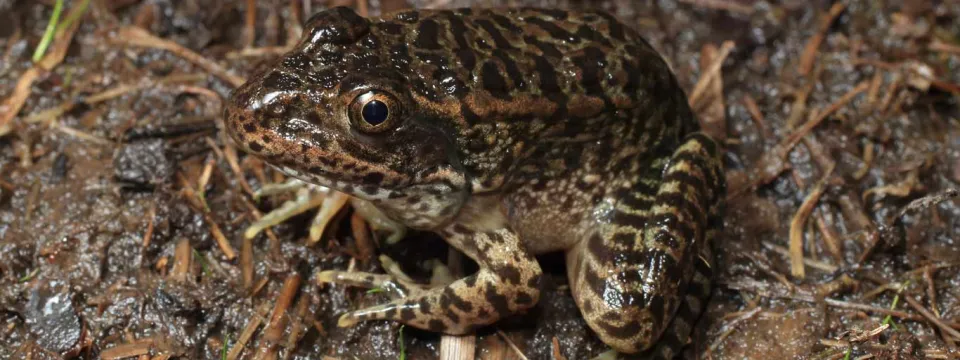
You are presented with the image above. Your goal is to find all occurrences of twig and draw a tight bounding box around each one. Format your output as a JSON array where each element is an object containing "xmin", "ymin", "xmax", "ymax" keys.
[
  {"xmin": 688, "ymin": 41, "xmax": 735, "ymax": 107},
  {"xmin": 705, "ymin": 306, "xmax": 762, "ymax": 355},
  {"xmin": 227, "ymin": 303, "xmax": 272, "ymax": 360},
  {"xmin": 171, "ymin": 239, "xmax": 193, "ymax": 281},
  {"xmin": 101, "ymin": 339, "xmax": 154, "ymax": 360},
  {"xmin": 799, "ymin": 3, "xmax": 847, "ymax": 75},
  {"xmin": 814, "ymin": 212, "xmax": 844, "ymax": 264},
  {"xmin": 351, "ymin": 213, "xmax": 376, "ymax": 263},
  {"xmin": 551, "ymin": 336, "xmax": 567, "ymax": 360},
  {"xmin": 722, "ymin": 280, "xmax": 929, "ymax": 323},
  {"xmin": 742, "ymin": 94, "xmax": 772, "ymax": 140},
  {"xmin": 496, "ymin": 330, "xmax": 530, "ymax": 360},
  {"xmin": 677, "ymin": 0, "xmax": 755, "ymax": 14},
  {"xmin": 904, "ymin": 296, "xmax": 960, "ymax": 340},
  {"xmin": 222, "ymin": 144, "xmax": 256, "ymax": 198},
  {"xmin": 244, "ymin": 0, "xmax": 257, "ymax": 48},
  {"xmin": 256, "ymin": 274, "xmax": 301, "ymax": 359},
  {"xmin": 929, "ymin": 39, "xmax": 960, "ymax": 55},
  {"xmin": 241, "ymin": 236, "xmax": 254, "ymax": 290},
  {"xmin": 205, "ymin": 212, "xmax": 237, "ymax": 260},
  {"xmin": 141, "ymin": 204, "xmax": 156, "ymax": 248}
]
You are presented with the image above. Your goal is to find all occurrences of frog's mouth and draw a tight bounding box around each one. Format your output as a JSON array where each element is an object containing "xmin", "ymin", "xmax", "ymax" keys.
[{"xmin": 269, "ymin": 161, "xmax": 400, "ymax": 202}]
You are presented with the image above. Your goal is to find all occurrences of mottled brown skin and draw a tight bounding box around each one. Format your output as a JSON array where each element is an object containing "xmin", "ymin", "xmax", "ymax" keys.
[{"xmin": 224, "ymin": 6, "xmax": 724, "ymax": 358}]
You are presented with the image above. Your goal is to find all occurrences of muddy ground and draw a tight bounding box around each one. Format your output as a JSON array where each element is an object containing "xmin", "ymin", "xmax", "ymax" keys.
[{"xmin": 1, "ymin": 0, "xmax": 959, "ymax": 359}]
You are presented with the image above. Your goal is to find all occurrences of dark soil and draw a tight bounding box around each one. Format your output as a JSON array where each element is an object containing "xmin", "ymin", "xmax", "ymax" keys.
[{"xmin": 1, "ymin": 0, "xmax": 959, "ymax": 359}]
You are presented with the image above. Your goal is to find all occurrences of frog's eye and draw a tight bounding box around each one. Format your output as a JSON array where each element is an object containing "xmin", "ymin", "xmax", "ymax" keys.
[
  {"xmin": 350, "ymin": 91, "xmax": 400, "ymax": 132},
  {"xmin": 362, "ymin": 100, "xmax": 388, "ymax": 125}
]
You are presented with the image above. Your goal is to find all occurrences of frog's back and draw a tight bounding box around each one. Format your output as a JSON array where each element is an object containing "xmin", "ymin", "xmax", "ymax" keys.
[{"xmin": 366, "ymin": 8, "xmax": 699, "ymax": 189}]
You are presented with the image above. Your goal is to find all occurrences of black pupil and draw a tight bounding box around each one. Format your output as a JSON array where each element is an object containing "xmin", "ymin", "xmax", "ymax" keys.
[{"xmin": 361, "ymin": 100, "xmax": 389, "ymax": 125}]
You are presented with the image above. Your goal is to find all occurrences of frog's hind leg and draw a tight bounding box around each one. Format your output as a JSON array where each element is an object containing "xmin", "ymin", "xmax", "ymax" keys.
[
  {"xmin": 568, "ymin": 133, "xmax": 724, "ymax": 358},
  {"xmin": 323, "ymin": 227, "xmax": 542, "ymax": 334}
]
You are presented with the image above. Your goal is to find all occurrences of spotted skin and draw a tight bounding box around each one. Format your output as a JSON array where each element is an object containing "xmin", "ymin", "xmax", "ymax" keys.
[{"xmin": 224, "ymin": 6, "xmax": 725, "ymax": 356}]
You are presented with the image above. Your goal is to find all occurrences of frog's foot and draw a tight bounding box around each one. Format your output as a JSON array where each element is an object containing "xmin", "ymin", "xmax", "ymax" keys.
[
  {"xmin": 333, "ymin": 227, "xmax": 542, "ymax": 334},
  {"xmin": 349, "ymin": 198, "xmax": 407, "ymax": 244},
  {"xmin": 571, "ymin": 132, "xmax": 723, "ymax": 357},
  {"xmin": 244, "ymin": 181, "xmax": 350, "ymax": 242}
]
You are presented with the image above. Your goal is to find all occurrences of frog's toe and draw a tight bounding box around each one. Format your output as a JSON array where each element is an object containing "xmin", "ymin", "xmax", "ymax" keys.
[
  {"xmin": 590, "ymin": 350, "xmax": 617, "ymax": 360},
  {"xmin": 378, "ymin": 255, "xmax": 416, "ymax": 283},
  {"xmin": 317, "ymin": 270, "xmax": 426, "ymax": 298},
  {"xmin": 426, "ymin": 259, "xmax": 455, "ymax": 287},
  {"xmin": 336, "ymin": 303, "xmax": 407, "ymax": 328},
  {"xmin": 336, "ymin": 311, "xmax": 362, "ymax": 328}
]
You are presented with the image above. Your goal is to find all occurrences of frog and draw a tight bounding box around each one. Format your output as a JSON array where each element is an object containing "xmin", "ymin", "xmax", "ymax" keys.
[{"xmin": 223, "ymin": 6, "xmax": 724, "ymax": 358}]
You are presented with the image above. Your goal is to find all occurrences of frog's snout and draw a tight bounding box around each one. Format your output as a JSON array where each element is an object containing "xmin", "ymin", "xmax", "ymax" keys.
[{"xmin": 223, "ymin": 83, "xmax": 270, "ymax": 157}]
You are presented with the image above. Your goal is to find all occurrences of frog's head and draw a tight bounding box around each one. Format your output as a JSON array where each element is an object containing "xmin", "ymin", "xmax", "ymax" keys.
[{"xmin": 224, "ymin": 7, "xmax": 468, "ymax": 228}]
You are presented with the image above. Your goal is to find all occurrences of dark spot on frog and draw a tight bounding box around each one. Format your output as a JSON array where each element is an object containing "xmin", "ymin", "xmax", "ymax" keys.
[
  {"xmin": 492, "ymin": 49, "xmax": 525, "ymax": 90},
  {"xmin": 427, "ymin": 319, "xmax": 445, "ymax": 331},
  {"xmin": 524, "ymin": 17, "xmax": 579, "ymax": 43},
  {"xmin": 475, "ymin": 307, "xmax": 490, "ymax": 320},
  {"xmin": 378, "ymin": 22, "xmax": 404, "ymax": 35},
  {"xmin": 384, "ymin": 308, "xmax": 398, "ymax": 319},
  {"xmin": 576, "ymin": 25, "xmax": 613, "ymax": 47},
  {"xmin": 490, "ymin": 14, "xmax": 522, "ymax": 34},
  {"xmin": 484, "ymin": 285, "xmax": 511, "ymax": 316},
  {"xmin": 399, "ymin": 307, "xmax": 416, "ymax": 321},
  {"xmin": 474, "ymin": 19, "xmax": 514, "ymax": 50},
  {"xmin": 362, "ymin": 185, "xmax": 380, "ymax": 195},
  {"xmin": 361, "ymin": 172, "xmax": 384, "ymax": 184},
  {"xmin": 514, "ymin": 291, "xmax": 534, "ymax": 306},
  {"xmin": 444, "ymin": 307, "xmax": 460, "ymax": 323},
  {"xmin": 414, "ymin": 19, "xmax": 443, "ymax": 50},
  {"xmin": 455, "ymin": 49, "xmax": 476, "ymax": 69},
  {"xmin": 481, "ymin": 61, "xmax": 507, "ymax": 95},
  {"xmin": 415, "ymin": 51, "xmax": 447, "ymax": 66},
  {"xmin": 419, "ymin": 299, "xmax": 433, "ymax": 314},
  {"xmin": 498, "ymin": 265, "xmax": 522, "ymax": 285}
]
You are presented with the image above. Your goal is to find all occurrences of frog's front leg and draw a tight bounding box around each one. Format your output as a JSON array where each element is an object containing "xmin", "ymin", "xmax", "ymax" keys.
[{"xmin": 322, "ymin": 226, "xmax": 542, "ymax": 333}]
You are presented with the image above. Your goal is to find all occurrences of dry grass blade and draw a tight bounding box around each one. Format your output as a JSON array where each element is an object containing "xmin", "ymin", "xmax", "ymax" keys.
[
  {"xmin": 0, "ymin": 4, "xmax": 83, "ymax": 135},
  {"xmin": 205, "ymin": 213, "xmax": 238, "ymax": 260},
  {"xmin": 789, "ymin": 163, "xmax": 835, "ymax": 278},
  {"xmin": 112, "ymin": 26, "xmax": 245, "ymax": 87}
]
